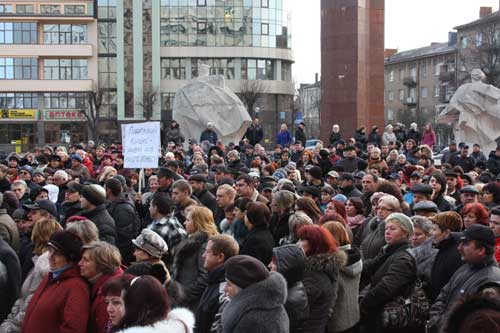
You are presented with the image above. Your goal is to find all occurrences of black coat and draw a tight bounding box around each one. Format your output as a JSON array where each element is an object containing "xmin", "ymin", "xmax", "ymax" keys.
[
  {"xmin": 244, "ymin": 124, "xmax": 264, "ymax": 145},
  {"xmin": 429, "ymin": 234, "xmax": 463, "ymax": 301},
  {"xmin": 295, "ymin": 127, "xmax": 306, "ymax": 145},
  {"xmin": 107, "ymin": 199, "xmax": 139, "ymax": 264},
  {"xmin": 0, "ymin": 238, "xmax": 21, "ymax": 321},
  {"xmin": 354, "ymin": 129, "xmax": 367, "ymax": 146},
  {"xmin": 434, "ymin": 194, "xmax": 453, "ymax": 212},
  {"xmin": 194, "ymin": 189, "xmax": 217, "ymax": 216},
  {"xmin": 359, "ymin": 241, "xmax": 416, "ymax": 332},
  {"xmin": 487, "ymin": 152, "xmax": 500, "ymax": 176},
  {"xmin": 82, "ymin": 204, "xmax": 117, "ymax": 245},
  {"xmin": 273, "ymin": 244, "xmax": 309, "ymax": 333},
  {"xmin": 302, "ymin": 251, "xmax": 346, "ymax": 333},
  {"xmin": 0, "ymin": 177, "xmax": 11, "ymax": 193},
  {"xmin": 195, "ymin": 265, "xmax": 225, "ymax": 333},
  {"xmin": 59, "ymin": 201, "xmax": 83, "ymax": 227},
  {"xmin": 269, "ymin": 212, "xmax": 291, "ymax": 245},
  {"xmin": 239, "ymin": 224, "xmax": 275, "ymax": 266},
  {"xmin": 172, "ymin": 232, "xmax": 209, "ymax": 311}
]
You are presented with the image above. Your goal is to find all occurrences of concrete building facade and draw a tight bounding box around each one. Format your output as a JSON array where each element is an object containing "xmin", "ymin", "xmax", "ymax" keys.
[
  {"xmin": 298, "ymin": 75, "xmax": 320, "ymax": 140},
  {"xmin": 0, "ymin": 0, "xmax": 98, "ymax": 149}
]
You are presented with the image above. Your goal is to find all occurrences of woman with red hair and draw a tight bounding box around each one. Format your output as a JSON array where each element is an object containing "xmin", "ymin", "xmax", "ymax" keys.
[
  {"xmin": 297, "ymin": 225, "xmax": 347, "ymax": 333},
  {"xmin": 462, "ymin": 202, "xmax": 489, "ymax": 229}
]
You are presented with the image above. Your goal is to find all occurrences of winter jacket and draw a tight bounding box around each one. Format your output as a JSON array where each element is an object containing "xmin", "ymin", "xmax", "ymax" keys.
[
  {"xmin": 273, "ymin": 245, "xmax": 309, "ymax": 333},
  {"xmin": 0, "ymin": 209, "xmax": 20, "ymax": 253},
  {"xmin": 221, "ymin": 272, "xmax": 289, "ymax": 333},
  {"xmin": 0, "ymin": 238, "xmax": 21, "ymax": 322},
  {"xmin": 367, "ymin": 158, "xmax": 389, "ymax": 177},
  {"xmin": 434, "ymin": 193, "xmax": 453, "ymax": 212},
  {"xmin": 88, "ymin": 268, "xmax": 124, "ymax": 333},
  {"xmin": 422, "ymin": 130, "xmax": 436, "ymax": 148},
  {"xmin": 82, "ymin": 204, "xmax": 117, "ymax": 245},
  {"xmin": 471, "ymin": 151, "xmax": 487, "ymax": 166},
  {"xmin": 171, "ymin": 232, "xmax": 209, "ymax": 311},
  {"xmin": 336, "ymin": 157, "xmax": 362, "ymax": 173},
  {"xmin": 302, "ymin": 251, "xmax": 347, "ymax": 333},
  {"xmin": 269, "ymin": 212, "xmax": 292, "ymax": 245},
  {"xmin": 1, "ymin": 252, "xmax": 49, "ymax": 333},
  {"xmin": 295, "ymin": 127, "xmax": 306, "ymax": 145},
  {"xmin": 69, "ymin": 164, "xmax": 91, "ymax": 181},
  {"xmin": 21, "ymin": 265, "xmax": 90, "ymax": 333},
  {"xmin": 410, "ymin": 237, "xmax": 438, "ymax": 282},
  {"xmin": 107, "ymin": 199, "xmax": 138, "ymax": 264},
  {"xmin": 368, "ymin": 131, "xmax": 381, "ymax": 146},
  {"xmin": 359, "ymin": 241, "xmax": 416, "ymax": 332},
  {"xmin": 329, "ymin": 132, "xmax": 342, "ymax": 146},
  {"xmin": 244, "ymin": 124, "xmax": 264, "ymax": 145},
  {"xmin": 406, "ymin": 129, "xmax": 422, "ymax": 144},
  {"xmin": 450, "ymin": 154, "xmax": 476, "ymax": 173},
  {"xmin": 239, "ymin": 224, "xmax": 275, "ymax": 266},
  {"xmin": 276, "ymin": 130, "xmax": 293, "ymax": 147},
  {"xmin": 328, "ymin": 245, "xmax": 362, "ymax": 332},
  {"xmin": 428, "ymin": 257, "xmax": 500, "ymax": 332},
  {"xmin": 360, "ymin": 219, "xmax": 386, "ymax": 261},
  {"xmin": 0, "ymin": 177, "xmax": 10, "ymax": 193},
  {"xmin": 441, "ymin": 149, "xmax": 458, "ymax": 165},
  {"xmin": 354, "ymin": 129, "xmax": 367, "ymax": 147},
  {"xmin": 495, "ymin": 236, "xmax": 500, "ymax": 264},
  {"xmin": 382, "ymin": 131, "xmax": 397, "ymax": 146},
  {"xmin": 340, "ymin": 185, "xmax": 363, "ymax": 199},
  {"xmin": 200, "ymin": 129, "xmax": 218, "ymax": 145},
  {"xmin": 165, "ymin": 126, "xmax": 185, "ymax": 145},
  {"xmin": 117, "ymin": 308, "xmax": 195, "ymax": 333},
  {"xmin": 487, "ymin": 152, "xmax": 500, "ymax": 175},
  {"xmin": 195, "ymin": 266, "xmax": 225, "ymax": 333},
  {"xmin": 59, "ymin": 200, "xmax": 83, "ymax": 227},
  {"xmin": 193, "ymin": 189, "xmax": 217, "ymax": 216},
  {"xmin": 429, "ymin": 234, "xmax": 463, "ymax": 301}
]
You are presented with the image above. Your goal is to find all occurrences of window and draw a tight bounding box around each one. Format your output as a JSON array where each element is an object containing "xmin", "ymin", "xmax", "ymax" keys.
[
  {"xmin": 191, "ymin": 58, "xmax": 236, "ymax": 80},
  {"xmin": 410, "ymin": 66, "xmax": 417, "ymax": 79},
  {"xmin": 435, "ymin": 63, "xmax": 440, "ymax": 76},
  {"xmin": 43, "ymin": 59, "xmax": 88, "ymax": 80},
  {"xmin": 409, "ymin": 88, "xmax": 416, "ymax": 99},
  {"xmin": 0, "ymin": 4, "xmax": 13, "ymax": 13},
  {"xmin": 0, "ymin": 22, "xmax": 37, "ymax": 44},
  {"xmin": 40, "ymin": 5, "xmax": 61, "ymax": 14},
  {"xmin": 434, "ymin": 85, "xmax": 440, "ymax": 97},
  {"xmin": 389, "ymin": 70, "xmax": 394, "ymax": 82},
  {"xmin": 197, "ymin": 0, "xmax": 206, "ymax": 5},
  {"xmin": 0, "ymin": 93, "xmax": 38, "ymax": 108},
  {"xmin": 399, "ymin": 89, "xmax": 404, "ymax": 101},
  {"xmin": 476, "ymin": 33, "xmax": 483, "ymax": 47},
  {"xmin": 262, "ymin": 0, "xmax": 269, "ymax": 8},
  {"xmin": 0, "ymin": 58, "xmax": 38, "ymax": 79},
  {"xmin": 98, "ymin": 0, "xmax": 116, "ymax": 19},
  {"xmin": 421, "ymin": 87, "xmax": 428, "ymax": 98},
  {"xmin": 16, "ymin": 5, "xmax": 34, "ymax": 14},
  {"xmin": 421, "ymin": 62, "xmax": 427, "ymax": 78},
  {"xmin": 460, "ymin": 36, "xmax": 468, "ymax": 48},
  {"xmin": 197, "ymin": 21, "xmax": 207, "ymax": 34},
  {"xmin": 98, "ymin": 57, "xmax": 117, "ymax": 88},
  {"xmin": 64, "ymin": 5, "xmax": 86, "ymax": 15},
  {"xmin": 281, "ymin": 61, "xmax": 292, "ymax": 81},
  {"xmin": 388, "ymin": 91, "xmax": 394, "ymax": 101},
  {"xmin": 242, "ymin": 59, "xmax": 273, "ymax": 80},
  {"xmin": 399, "ymin": 68, "xmax": 404, "ymax": 80},
  {"xmin": 44, "ymin": 24, "xmax": 87, "ymax": 44},
  {"xmin": 261, "ymin": 23, "xmax": 269, "ymax": 35},
  {"xmin": 44, "ymin": 92, "xmax": 88, "ymax": 109},
  {"xmin": 98, "ymin": 22, "xmax": 116, "ymax": 53},
  {"xmin": 161, "ymin": 58, "xmax": 187, "ymax": 80}
]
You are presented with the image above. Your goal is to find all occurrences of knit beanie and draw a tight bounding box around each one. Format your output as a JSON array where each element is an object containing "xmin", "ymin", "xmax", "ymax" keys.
[
  {"xmin": 308, "ymin": 166, "xmax": 323, "ymax": 180},
  {"xmin": 81, "ymin": 184, "xmax": 106, "ymax": 206},
  {"xmin": 224, "ymin": 255, "xmax": 269, "ymax": 289},
  {"xmin": 431, "ymin": 211, "xmax": 462, "ymax": 232},
  {"xmin": 386, "ymin": 212, "xmax": 414, "ymax": 236}
]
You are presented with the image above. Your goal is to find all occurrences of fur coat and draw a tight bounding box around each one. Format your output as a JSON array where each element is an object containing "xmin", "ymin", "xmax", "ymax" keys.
[{"xmin": 117, "ymin": 308, "xmax": 194, "ymax": 333}]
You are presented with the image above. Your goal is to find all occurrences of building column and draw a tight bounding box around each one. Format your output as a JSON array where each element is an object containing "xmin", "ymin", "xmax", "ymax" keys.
[
  {"xmin": 116, "ymin": 0, "xmax": 125, "ymax": 120},
  {"xmin": 133, "ymin": 0, "xmax": 144, "ymax": 120},
  {"xmin": 152, "ymin": 0, "xmax": 161, "ymax": 120}
]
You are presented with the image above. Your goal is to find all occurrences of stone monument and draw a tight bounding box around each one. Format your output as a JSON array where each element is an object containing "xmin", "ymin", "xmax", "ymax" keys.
[
  {"xmin": 172, "ymin": 64, "xmax": 251, "ymax": 145},
  {"xmin": 438, "ymin": 69, "xmax": 500, "ymax": 153}
]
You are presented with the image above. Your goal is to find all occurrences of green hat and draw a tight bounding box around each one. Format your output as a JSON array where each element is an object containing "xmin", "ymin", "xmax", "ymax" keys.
[{"xmin": 386, "ymin": 212, "xmax": 414, "ymax": 236}]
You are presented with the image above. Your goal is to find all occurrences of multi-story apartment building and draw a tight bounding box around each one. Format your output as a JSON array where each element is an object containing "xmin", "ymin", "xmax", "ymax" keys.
[
  {"xmin": 298, "ymin": 74, "xmax": 320, "ymax": 139},
  {"xmin": 384, "ymin": 35, "xmax": 457, "ymax": 146},
  {"xmin": 0, "ymin": 0, "xmax": 97, "ymax": 149}
]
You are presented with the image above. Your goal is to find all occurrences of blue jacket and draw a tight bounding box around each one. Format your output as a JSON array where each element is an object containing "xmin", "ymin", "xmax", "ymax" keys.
[
  {"xmin": 276, "ymin": 130, "xmax": 293, "ymax": 147},
  {"xmin": 200, "ymin": 130, "xmax": 218, "ymax": 145}
]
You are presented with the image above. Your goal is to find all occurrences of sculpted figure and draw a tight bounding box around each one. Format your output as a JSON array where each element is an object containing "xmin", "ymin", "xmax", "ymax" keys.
[{"xmin": 173, "ymin": 64, "xmax": 252, "ymax": 145}]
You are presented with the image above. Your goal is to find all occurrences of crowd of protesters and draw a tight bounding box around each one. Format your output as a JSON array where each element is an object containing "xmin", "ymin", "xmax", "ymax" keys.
[{"xmin": 0, "ymin": 119, "xmax": 499, "ymax": 333}]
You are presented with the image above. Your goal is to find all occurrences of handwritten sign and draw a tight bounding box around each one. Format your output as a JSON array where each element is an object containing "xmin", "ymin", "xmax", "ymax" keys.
[{"xmin": 121, "ymin": 122, "xmax": 161, "ymax": 168}]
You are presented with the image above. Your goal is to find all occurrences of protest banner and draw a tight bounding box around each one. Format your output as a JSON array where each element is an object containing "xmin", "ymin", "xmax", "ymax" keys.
[{"xmin": 121, "ymin": 122, "xmax": 161, "ymax": 169}]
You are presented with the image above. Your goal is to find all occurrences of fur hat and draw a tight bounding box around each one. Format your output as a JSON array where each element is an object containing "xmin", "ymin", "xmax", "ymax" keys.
[
  {"xmin": 81, "ymin": 184, "xmax": 106, "ymax": 206},
  {"xmin": 225, "ymin": 255, "xmax": 269, "ymax": 289},
  {"xmin": 132, "ymin": 229, "xmax": 168, "ymax": 259}
]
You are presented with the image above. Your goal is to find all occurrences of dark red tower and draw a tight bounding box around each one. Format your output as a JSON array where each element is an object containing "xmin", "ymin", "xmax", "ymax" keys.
[{"xmin": 320, "ymin": 0, "xmax": 385, "ymax": 143}]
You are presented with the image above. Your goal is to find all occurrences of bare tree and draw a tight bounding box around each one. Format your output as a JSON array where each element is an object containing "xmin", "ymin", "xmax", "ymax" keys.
[
  {"xmin": 82, "ymin": 90, "xmax": 103, "ymax": 143},
  {"xmin": 139, "ymin": 89, "xmax": 159, "ymax": 121},
  {"xmin": 459, "ymin": 22, "xmax": 500, "ymax": 87},
  {"xmin": 237, "ymin": 80, "xmax": 265, "ymax": 118}
]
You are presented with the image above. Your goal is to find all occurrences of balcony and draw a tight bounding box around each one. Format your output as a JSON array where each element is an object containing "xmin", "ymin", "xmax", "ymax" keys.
[
  {"xmin": 0, "ymin": 44, "xmax": 93, "ymax": 58},
  {"xmin": 403, "ymin": 76, "xmax": 417, "ymax": 87},
  {"xmin": 439, "ymin": 70, "xmax": 455, "ymax": 82},
  {"xmin": 403, "ymin": 97, "xmax": 417, "ymax": 106}
]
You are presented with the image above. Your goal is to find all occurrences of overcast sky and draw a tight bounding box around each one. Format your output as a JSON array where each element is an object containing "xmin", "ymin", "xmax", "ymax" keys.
[{"xmin": 291, "ymin": 0, "xmax": 500, "ymax": 84}]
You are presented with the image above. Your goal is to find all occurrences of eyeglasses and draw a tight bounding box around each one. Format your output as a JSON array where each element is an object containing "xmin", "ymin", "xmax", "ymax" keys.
[{"xmin": 378, "ymin": 206, "xmax": 393, "ymax": 212}]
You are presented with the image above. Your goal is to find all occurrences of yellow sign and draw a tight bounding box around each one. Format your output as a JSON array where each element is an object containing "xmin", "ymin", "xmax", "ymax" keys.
[{"xmin": 0, "ymin": 109, "xmax": 36, "ymax": 119}]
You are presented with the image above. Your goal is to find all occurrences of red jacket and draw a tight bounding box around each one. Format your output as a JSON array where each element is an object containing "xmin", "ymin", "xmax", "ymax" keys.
[
  {"xmin": 83, "ymin": 156, "xmax": 94, "ymax": 177},
  {"xmin": 495, "ymin": 236, "xmax": 500, "ymax": 264},
  {"xmin": 22, "ymin": 265, "xmax": 90, "ymax": 333},
  {"xmin": 89, "ymin": 268, "xmax": 124, "ymax": 333}
]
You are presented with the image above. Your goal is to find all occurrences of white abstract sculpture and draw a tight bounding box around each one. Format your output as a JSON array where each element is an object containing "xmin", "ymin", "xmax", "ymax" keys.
[
  {"xmin": 438, "ymin": 69, "xmax": 500, "ymax": 153},
  {"xmin": 172, "ymin": 64, "xmax": 252, "ymax": 145}
]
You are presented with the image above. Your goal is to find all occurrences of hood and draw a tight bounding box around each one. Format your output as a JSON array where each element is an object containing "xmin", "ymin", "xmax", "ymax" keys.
[
  {"xmin": 339, "ymin": 245, "xmax": 363, "ymax": 278},
  {"xmin": 222, "ymin": 272, "xmax": 287, "ymax": 331},
  {"xmin": 117, "ymin": 308, "xmax": 195, "ymax": 333},
  {"xmin": 273, "ymin": 244, "xmax": 305, "ymax": 285},
  {"xmin": 305, "ymin": 250, "xmax": 347, "ymax": 281}
]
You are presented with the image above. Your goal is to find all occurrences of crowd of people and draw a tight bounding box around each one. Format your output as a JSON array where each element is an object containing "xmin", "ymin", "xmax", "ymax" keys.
[{"xmin": 0, "ymin": 119, "xmax": 499, "ymax": 333}]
